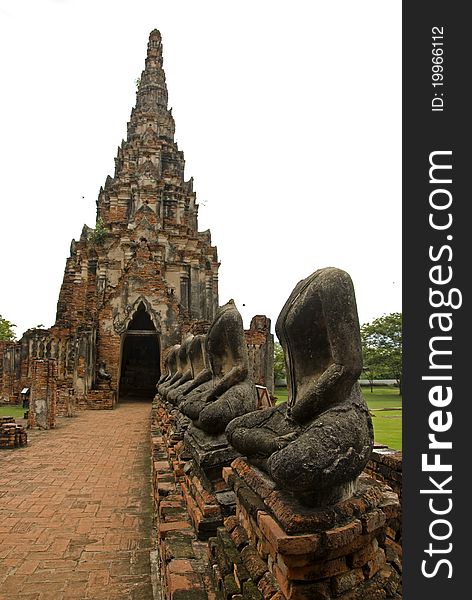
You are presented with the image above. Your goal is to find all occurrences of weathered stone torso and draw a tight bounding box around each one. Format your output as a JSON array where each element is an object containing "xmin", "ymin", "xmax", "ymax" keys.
[{"xmin": 180, "ymin": 300, "xmax": 257, "ymax": 434}]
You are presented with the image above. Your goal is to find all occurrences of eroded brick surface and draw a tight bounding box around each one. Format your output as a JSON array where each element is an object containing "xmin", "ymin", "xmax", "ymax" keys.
[{"xmin": 0, "ymin": 400, "xmax": 153, "ymax": 599}]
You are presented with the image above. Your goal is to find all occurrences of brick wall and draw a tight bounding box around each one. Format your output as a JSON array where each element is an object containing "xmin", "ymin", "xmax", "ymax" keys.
[{"xmin": 28, "ymin": 359, "xmax": 57, "ymax": 429}]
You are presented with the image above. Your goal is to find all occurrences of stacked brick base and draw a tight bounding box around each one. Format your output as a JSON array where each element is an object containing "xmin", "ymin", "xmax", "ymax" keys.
[
  {"xmin": 150, "ymin": 399, "xmax": 402, "ymax": 600},
  {"xmin": 219, "ymin": 461, "xmax": 402, "ymax": 600}
]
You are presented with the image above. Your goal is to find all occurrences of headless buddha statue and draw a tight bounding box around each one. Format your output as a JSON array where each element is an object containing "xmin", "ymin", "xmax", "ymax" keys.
[
  {"xmin": 180, "ymin": 300, "xmax": 257, "ymax": 434},
  {"xmin": 157, "ymin": 344, "xmax": 180, "ymax": 400},
  {"xmin": 171, "ymin": 335, "xmax": 212, "ymax": 406},
  {"xmin": 166, "ymin": 335, "xmax": 195, "ymax": 405},
  {"xmin": 226, "ymin": 268, "xmax": 374, "ymax": 505}
]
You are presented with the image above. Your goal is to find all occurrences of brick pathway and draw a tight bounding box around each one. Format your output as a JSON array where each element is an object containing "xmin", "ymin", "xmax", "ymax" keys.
[{"xmin": 0, "ymin": 401, "xmax": 154, "ymax": 600}]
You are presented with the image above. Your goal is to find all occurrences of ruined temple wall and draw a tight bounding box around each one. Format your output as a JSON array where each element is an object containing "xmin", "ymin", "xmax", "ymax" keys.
[
  {"xmin": 47, "ymin": 326, "xmax": 76, "ymax": 415},
  {"xmin": 102, "ymin": 273, "xmax": 185, "ymax": 390},
  {"xmin": 95, "ymin": 306, "xmax": 122, "ymax": 393},
  {"xmin": 55, "ymin": 255, "xmax": 94, "ymax": 332},
  {"xmin": 107, "ymin": 199, "xmax": 129, "ymax": 225},
  {"xmin": 0, "ymin": 343, "xmax": 6, "ymax": 398},
  {"xmin": 55, "ymin": 255, "xmax": 80, "ymax": 328},
  {"xmin": 1, "ymin": 330, "xmax": 58, "ymax": 405},
  {"xmin": 0, "ymin": 341, "xmax": 21, "ymax": 403},
  {"xmin": 53, "ymin": 232, "xmax": 215, "ymax": 400}
]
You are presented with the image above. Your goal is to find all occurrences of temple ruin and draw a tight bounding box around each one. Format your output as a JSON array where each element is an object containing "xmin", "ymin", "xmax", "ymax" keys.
[
  {"xmin": 0, "ymin": 30, "xmax": 402, "ymax": 599},
  {"xmin": 0, "ymin": 30, "xmax": 272, "ymax": 418}
]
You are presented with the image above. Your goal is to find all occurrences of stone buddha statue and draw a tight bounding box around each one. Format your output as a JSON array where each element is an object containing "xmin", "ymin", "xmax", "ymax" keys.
[
  {"xmin": 97, "ymin": 360, "xmax": 112, "ymax": 381},
  {"xmin": 166, "ymin": 335, "xmax": 195, "ymax": 405},
  {"xmin": 226, "ymin": 268, "xmax": 374, "ymax": 505},
  {"xmin": 157, "ymin": 344, "xmax": 180, "ymax": 399},
  {"xmin": 180, "ymin": 300, "xmax": 257, "ymax": 434},
  {"xmin": 170, "ymin": 334, "xmax": 212, "ymax": 406}
]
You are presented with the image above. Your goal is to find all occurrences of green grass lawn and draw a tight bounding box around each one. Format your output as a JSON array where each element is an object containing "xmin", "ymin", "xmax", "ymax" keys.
[
  {"xmin": 0, "ymin": 405, "xmax": 26, "ymax": 420},
  {"xmin": 273, "ymin": 388, "xmax": 288, "ymax": 404},
  {"xmin": 363, "ymin": 386, "xmax": 402, "ymax": 450},
  {"xmin": 273, "ymin": 386, "xmax": 402, "ymax": 451}
]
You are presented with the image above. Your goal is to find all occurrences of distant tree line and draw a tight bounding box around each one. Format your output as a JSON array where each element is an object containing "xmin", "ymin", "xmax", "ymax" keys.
[
  {"xmin": 361, "ymin": 312, "xmax": 402, "ymax": 394},
  {"xmin": 273, "ymin": 312, "xmax": 402, "ymax": 395}
]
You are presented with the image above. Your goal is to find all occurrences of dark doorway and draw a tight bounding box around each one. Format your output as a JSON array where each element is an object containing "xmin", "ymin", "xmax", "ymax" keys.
[{"xmin": 119, "ymin": 303, "xmax": 160, "ymax": 400}]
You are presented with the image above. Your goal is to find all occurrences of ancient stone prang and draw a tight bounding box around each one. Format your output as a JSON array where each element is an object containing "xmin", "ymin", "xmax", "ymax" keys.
[
  {"xmin": 180, "ymin": 300, "xmax": 257, "ymax": 434},
  {"xmin": 226, "ymin": 267, "xmax": 374, "ymax": 506},
  {"xmin": 0, "ymin": 30, "xmax": 219, "ymax": 409}
]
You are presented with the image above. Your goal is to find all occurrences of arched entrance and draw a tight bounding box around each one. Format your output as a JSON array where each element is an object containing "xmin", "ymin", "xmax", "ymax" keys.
[{"xmin": 119, "ymin": 303, "xmax": 160, "ymax": 400}]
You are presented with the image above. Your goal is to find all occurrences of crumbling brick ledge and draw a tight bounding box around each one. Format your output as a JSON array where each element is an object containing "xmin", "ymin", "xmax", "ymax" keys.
[
  {"xmin": 150, "ymin": 398, "xmax": 216, "ymax": 600},
  {"xmin": 365, "ymin": 449, "xmax": 402, "ymax": 505}
]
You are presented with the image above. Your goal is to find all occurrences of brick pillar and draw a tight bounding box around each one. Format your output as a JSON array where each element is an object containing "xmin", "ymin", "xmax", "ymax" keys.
[
  {"xmin": 28, "ymin": 359, "xmax": 57, "ymax": 429},
  {"xmin": 245, "ymin": 315, "xmax": 274, "ymax": 396}
]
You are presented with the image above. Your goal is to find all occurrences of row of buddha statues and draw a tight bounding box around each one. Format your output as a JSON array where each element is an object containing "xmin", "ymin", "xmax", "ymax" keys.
[{"xmin": 157, "ymin": 268, "xmax": 374, "ymax": 505}]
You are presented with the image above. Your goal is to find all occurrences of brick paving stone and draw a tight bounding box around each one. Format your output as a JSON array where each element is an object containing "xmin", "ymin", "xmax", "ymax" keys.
[{"xmin": 0, "ymin": 400, "xmax": 154, "ymax": 599}]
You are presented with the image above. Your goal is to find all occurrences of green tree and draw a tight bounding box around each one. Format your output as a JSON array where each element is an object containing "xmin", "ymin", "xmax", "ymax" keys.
[
  {"xmin": 361, "ymin": 312, "xmax": 402, "ymax": 394},
  {"xmin": 273, "ymin": 341, "xmax": 286, "ymax": 385},
  {"xmin": 0, "ymin": 314, "xmax": 17, "ymax": 341}
]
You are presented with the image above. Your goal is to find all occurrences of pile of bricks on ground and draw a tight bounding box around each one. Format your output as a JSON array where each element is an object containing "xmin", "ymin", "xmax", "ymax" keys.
[{"xmin": 0, "ymin": 415, "xmax": 27, "ymax": 449}]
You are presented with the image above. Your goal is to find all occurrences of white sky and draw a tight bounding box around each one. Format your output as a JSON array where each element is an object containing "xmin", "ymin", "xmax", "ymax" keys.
[{"xmin": 0, "ymin": 0, "xmax": 401, "ymax": 339}]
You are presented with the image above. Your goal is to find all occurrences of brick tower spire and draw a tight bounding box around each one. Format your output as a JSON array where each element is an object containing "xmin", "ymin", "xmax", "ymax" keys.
[
  {"xmin": 132, "ymin": 29, "xmax": 175, "ymax": 139},
  {"xmin": 0, "ymin": 31, "xmax": 276, "ymax": 412},
  {"xmin": 97, "ymin": 29, "xmax": 197, "ymax": 232},
  {"xmin": 47, "ymin": 30, "xmax": 219, "ymax": 406}
]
